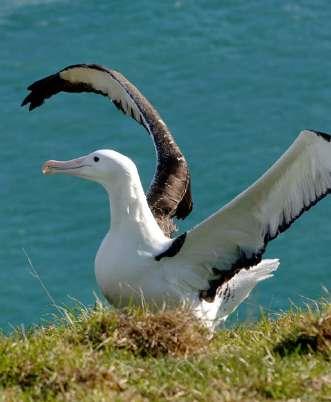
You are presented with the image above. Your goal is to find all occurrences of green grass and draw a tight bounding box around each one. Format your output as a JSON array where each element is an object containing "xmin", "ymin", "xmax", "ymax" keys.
[{"xmin": 0, "ymin": 303, "xmax": 330, "ymax": 401}]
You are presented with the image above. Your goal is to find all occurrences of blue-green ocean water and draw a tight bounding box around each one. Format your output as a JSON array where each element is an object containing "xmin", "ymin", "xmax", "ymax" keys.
[{"xmin": 1, "ymin": 0, "xmax": 331, "ymax": 331}]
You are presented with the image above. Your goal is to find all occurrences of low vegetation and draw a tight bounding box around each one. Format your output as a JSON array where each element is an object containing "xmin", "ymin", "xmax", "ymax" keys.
[{"xmin": 0, "ymin": 302, "xmax": 330, "ymax": 401}]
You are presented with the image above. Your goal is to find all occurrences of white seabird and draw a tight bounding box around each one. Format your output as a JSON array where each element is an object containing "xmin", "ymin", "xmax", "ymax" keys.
[{"xmin": 22, "ymin": 64, "xmax": 331, "ymax": 328}]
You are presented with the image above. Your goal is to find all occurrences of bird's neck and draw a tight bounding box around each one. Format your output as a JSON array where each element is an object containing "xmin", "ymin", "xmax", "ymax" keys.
[{"xmin": 103, "ymin": 171, "xmax": 168, "ymax": 245}]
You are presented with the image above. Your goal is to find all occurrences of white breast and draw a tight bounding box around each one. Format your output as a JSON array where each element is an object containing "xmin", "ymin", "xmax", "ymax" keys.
[{"xmin": 95, "ymin": 231, "xmax": 175, "ymax": 306}]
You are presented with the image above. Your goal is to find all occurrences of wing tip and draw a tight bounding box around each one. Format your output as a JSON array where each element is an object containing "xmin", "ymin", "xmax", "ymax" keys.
[
  {"xmin": 21, "ymin": 72, "xmax": 64, "ymax": 111},
  {"xmin": 21, "ymin": 94, "xmax": 33, "ymax": 110},
  {"xmin": 302, "ymin": 129, "xmax": 331, "ymax": 143},
  {"xmin": 312, "ymin": 130, "xmax": 331, "ymax": 142},
  {"xmin": 21, "ymin": 97, "xmax": 28, "ymax": 107},
  {"xmin": 21, "ymin": 93, "xmax": 44, "ymax": 111}
]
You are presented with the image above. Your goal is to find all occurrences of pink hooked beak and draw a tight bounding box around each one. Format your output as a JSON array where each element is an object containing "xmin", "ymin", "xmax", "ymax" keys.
[{"xmin": 42, "ymin": 156, "xmax": 88, "ymax": 175}]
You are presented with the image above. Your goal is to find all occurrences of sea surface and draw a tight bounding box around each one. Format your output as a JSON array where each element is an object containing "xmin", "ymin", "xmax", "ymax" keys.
[{"xmin": 1, "ymin": 0, "xmax": 331, "ymax": 332}]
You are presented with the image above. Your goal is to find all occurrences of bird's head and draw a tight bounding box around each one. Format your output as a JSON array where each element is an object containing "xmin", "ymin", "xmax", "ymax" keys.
[{"xmin": 42, "ymin": 149, "xmax": 137, "ymax": 187}]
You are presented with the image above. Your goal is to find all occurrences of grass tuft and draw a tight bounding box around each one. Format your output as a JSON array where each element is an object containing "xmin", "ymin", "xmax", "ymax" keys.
[
  {"xmin": 274, "ymin": 304, "xmax": 331, "ymax": 357},
  {"xmin": 70, "ymin": 306, "xmax": 209, "ymax": 357},
  {"xmin": 113, "ymin": 308, "xmax": 209, "ymax": 357}
]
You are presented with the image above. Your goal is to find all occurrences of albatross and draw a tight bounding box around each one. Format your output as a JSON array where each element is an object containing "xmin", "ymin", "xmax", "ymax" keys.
[{"xmin": 22, "ymin": 64, "xmax": 331, "ymax": 328}]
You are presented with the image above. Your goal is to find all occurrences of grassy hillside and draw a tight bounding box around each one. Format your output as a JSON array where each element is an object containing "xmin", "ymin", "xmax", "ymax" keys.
[{"xmin": 0, "ymin": 303, "xmax": 330, "ymax": 401}]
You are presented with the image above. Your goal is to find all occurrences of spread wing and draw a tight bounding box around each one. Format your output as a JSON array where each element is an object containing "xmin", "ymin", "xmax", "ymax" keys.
[
  {"xmin": 22, "ymin": 64, "xmax": 192, "ymax": 236},
  {"xmin": 162, "ymin": 130, "xmax": 331, "ymax": 300}
]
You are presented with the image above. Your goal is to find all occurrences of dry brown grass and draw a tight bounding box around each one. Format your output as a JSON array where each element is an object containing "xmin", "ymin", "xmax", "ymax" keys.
[
  {"xmin": 113, "ymin": 308, "xmax": 209, "ymax": 357},
  {"xmin": 74, "ymin": 306, "xmax": 210, "ymax": 358}
]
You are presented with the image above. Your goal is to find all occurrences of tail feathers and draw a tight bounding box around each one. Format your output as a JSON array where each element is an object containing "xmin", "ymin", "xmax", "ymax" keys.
[
  {"xmin": 194, "ymin": 259, "xmax": 280, "ymax": 330},
  {"xmin": 235, "ymin": 258, "xmax": 280, "ymax": 283}
]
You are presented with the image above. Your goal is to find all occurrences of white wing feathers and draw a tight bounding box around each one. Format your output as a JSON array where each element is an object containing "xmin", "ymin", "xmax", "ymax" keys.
[
  {"xmin": 168, "ymin": 130, "xmax": 331, "ymax": 295},
  {"xmin": 59, "ymin": 67, "xmax": 149, "ymax": 129}
]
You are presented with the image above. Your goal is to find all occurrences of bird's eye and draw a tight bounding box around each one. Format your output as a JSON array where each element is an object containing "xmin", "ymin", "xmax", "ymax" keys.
[{"xmin": 94, "ymin": 156, "xmax": 100, "ymax": 162}]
